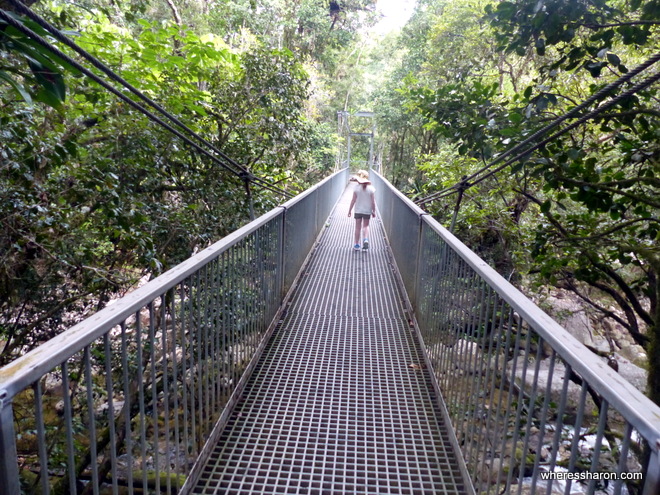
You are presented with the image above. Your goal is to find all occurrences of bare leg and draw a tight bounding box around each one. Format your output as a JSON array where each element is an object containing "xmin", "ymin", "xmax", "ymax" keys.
[
  {"xmin": 361, "ymin": 216, "xmax": 371, "ymax": 241},
  {"xmin": 354, "ymin": 218, "xmax": 363, "ymax": 245}
]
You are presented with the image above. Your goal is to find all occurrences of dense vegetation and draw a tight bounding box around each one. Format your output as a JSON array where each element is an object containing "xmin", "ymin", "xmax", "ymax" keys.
[
  {"xmin": 372, "ymin": 0, "xmax": 659, "ymax": 402},
  {"xmin": 0, "ymin": 0, "xmax": 378, "ymax": 366},
  {"xmin": 2, "ymin": 0, "xmax": 659, "ymax": 406}
]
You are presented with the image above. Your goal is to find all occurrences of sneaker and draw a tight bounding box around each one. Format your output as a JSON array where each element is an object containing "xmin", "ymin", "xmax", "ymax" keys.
[
  {"xmin": 353, "ymin": 243, "xmax": 361, "ymax": 250},
  {"xmin": 362, "ymin": 239, "xmax": 369, "ymax": 250}
]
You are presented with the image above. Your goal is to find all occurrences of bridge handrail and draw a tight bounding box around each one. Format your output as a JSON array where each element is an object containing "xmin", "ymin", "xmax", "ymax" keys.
[
  {"xmin": 0, "ymin": 168, "xmax": 348, "ymax": 495},
  {"xmin": 371, "ymin": 169, "xmax": 660, "ymax": 495},
  {"xmin": 0, "ymin": 208, "xmax": 282, "ymax": 401},
  {"xmin": 423, "ymin": 214, "xmax": 660, "ymax": 448}
]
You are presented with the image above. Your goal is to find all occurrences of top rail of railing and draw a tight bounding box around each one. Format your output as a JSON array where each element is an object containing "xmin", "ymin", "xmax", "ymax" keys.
[{"xmin": 371, "ymin": 169, "xmax": 660, "ymax": 495}]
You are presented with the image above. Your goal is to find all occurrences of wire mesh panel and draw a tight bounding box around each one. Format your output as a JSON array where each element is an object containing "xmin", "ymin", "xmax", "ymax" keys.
[
  {"xmin": 372, "ymin": 170, "xmax": 660, "ymax": 495},
  {"xmin": 0, "ymin": 169, "xmax": 348, "ymax": 495},
  {"xmin": 282, "ymin": 168, "xmax": 350, "ymax": 295},
  {"xmin": 370, "ymin": 172, "xmax": 423, "ymax": 307}
]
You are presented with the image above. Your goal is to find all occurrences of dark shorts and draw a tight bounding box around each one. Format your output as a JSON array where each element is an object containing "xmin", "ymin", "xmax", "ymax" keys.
[{"xmin": 354, "ymin": 213, "xmax": 371, "ymax": 220}]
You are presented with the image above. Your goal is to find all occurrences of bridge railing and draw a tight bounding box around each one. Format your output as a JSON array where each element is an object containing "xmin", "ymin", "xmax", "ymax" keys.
[
  {"xmin": 0, "ymin": 168, "xmax": 348, "ymax": 495},
  {"xmin": 371, "ymin": 170, "xmax": 660, "ymax": 495}
]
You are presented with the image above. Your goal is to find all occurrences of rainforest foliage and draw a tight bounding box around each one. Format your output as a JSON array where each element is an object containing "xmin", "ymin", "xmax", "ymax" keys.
[{"xmin": 372, "ymin": 0, "xmax": 660, "ymax": 401}]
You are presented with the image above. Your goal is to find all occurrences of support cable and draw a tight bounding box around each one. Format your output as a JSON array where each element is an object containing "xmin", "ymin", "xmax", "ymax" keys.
[
  {"xmin": 416, "ymin": 51, "xmax": 660, "ymax": 206},
  {"xmin": 1, "ymin": 2, "xmax": 294, "ymax": 199},
  {"xmin": 466, "ymin": 69, "xmax": 660, "ymax": 190}
]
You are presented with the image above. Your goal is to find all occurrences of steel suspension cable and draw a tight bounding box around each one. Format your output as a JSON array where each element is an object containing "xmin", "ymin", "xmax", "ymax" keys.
[
  {"xmin": 421, "ymin": 68, "xmax": 660, "ymax": 204},
  {"xmin": 416, "ymin": 51, "xmax": 660, "ymax": 206},
  {"xmin": 2, "ymin": 2, "xmax": 294, "ymax": 199},
  {"xmin": 466, "ymin": 69, "xmax": 660, "ymax": 190}
]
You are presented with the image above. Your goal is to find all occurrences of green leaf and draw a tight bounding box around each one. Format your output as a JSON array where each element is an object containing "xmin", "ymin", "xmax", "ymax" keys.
[
  {"xmin": 606, "ymin": 53, "xmax": 621, "ymax": 66},
  {"xmin": 0, "ymin": 71, "xmax": 33, "ymax": 104},
  {"xmin": 535, "ymin": 37, "xmax": 546, "ymax": 56},
  {"xmin": 28, "ymin": 60, "xmax": 66, "ymax": 106}
]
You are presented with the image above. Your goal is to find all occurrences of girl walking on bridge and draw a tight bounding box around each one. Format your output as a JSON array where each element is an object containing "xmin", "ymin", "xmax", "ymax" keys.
[{"xmin": 348, "ymin": 169, "xmax": 376, "ymax": 250}]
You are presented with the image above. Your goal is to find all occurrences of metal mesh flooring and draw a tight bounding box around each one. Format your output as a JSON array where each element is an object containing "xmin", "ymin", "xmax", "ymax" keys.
[{"xmin": 191, "ymin": 187, "xmax": 466, "ymax": 494}]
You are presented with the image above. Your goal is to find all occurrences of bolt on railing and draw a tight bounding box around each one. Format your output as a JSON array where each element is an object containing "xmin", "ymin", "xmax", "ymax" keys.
[
  {"xmin": 371, "ymin": 170, "xmax": 660, "ymax": 495},
  {"xmin": 0, "ymin": 169, "xmax": 348, "ymax": 495}
]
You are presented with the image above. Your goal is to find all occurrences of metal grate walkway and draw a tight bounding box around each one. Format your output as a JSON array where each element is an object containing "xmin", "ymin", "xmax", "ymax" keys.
[{"xmin": 191, "ymin": 187, "xmax": 467, "ymax": 494}]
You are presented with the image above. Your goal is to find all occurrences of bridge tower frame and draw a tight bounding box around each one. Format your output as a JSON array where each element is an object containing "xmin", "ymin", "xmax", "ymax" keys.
[{"xmin": 337, "ymin": 110, "xmax": 377, "ymax": 173}]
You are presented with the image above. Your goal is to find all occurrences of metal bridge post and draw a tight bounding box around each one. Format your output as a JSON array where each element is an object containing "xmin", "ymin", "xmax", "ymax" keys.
[
  {"xmin": 278, "ymin": 207, "xmax": 287, "ymax": 300},
  {"xmin": 413, "ymin": 213, "xmax": 429, "ymax": 310},
  {"xmin": 644, "ymin": 448, "xmax": 660, "ymax": 495},
  {"xmin": 0, "ymin": 396, "xmax": 20, "ymax": 495}
]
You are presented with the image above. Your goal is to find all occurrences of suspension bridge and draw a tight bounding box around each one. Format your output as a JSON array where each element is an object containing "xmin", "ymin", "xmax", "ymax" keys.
[{"xmin": 1, "ymin": 169, "xmax": 659, "ymax": 495}]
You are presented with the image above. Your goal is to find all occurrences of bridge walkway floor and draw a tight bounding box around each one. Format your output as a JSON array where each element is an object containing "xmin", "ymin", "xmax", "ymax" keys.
[{"xmin": 190, "ymin": 186, "xmax": 467, "ymax": 494}]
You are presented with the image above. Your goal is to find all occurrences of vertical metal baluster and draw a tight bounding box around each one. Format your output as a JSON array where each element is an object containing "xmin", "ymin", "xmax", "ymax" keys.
[
  {"xmin": 451, "ymin": 257, "xmax": 472, "ymax": 418},
  {"xmin": 465, "ymin": 283, "xmax": 494, "ymax": 477},
  {"xmin": 564, "ymin": 383, "xmax": 590, "ymax": 495},
  {"xmin": 188, "ymin": 276, "xmax": 198, "ymax": 454},
  {"xmin": 428, "ymin": 233, "xmax": 441, "ymax": 369},
  {"xmin": 0, "ymin": 394, "xmax": 19, "ymax": 495},
  {"xmin": 102, "ymin": 333, "xmax": 119, "ymax": 495},
  {"xmin": 147, "ymin": 302, "xmax": 160, "ymax": 494},
  {"xmin": 210, "ymin": 258, "xmax": 218, "ymax": 414},
  {"xmin": 240, "ymin": 239, "xmax": 248, "ymax": 372},
  {"xmin": 482, "ymin": 297, "xmax": 508, "ymax": 494},
  {"xmin": 492, "ymin": 308, "xmax": 522, "ymax": 493},
  {"xmin": 613, "ymin": 423, "xmax": 633, "ymax": 495},
  {"xmin": 529, "ymin": 349, "xmax": 558, "ymax": 492},
  {"xmin": 199, "ymin": 264, "xmax": 207, "ymax": 439},
  {"xmin": 461, "ymin": 276, "xmax": 486, "ymax": 468},
  {"xmin": 159, "ymin": 295, "xmax": 172, "ymax": 495},
  {"xmin": 504, "ymin": 320, "xmax": 534, "ymax": 493},
  {"xmin": 545, "ymin": 362, "xmax": 572, "ymax": 495},
  {"xmin": 515, "ymin": 333, "xmax": 544, "ymax": 495},
  {"xmin": 203, "ymin": 262, "xmax": 211, "ymax": 435},
  {"xmin": 487, "ymin": 304, "xmax": 513, "ymax": 493},
  {"xmin": 445, "ymin": 256, "xmax": 465, "ymax": 415},
  {"xmin": 120, "ymin": 322, "xmax": 134, "ymax": 495},
  {"xmin": 247, "ymin": 233, "xmax": 254, "ymax": 356},
  {"xmin": 437, "ymin": 249, "xmax": 458, "ymax": 391},
  {"xmin": 61, "ymin": 360, "xmax": 78, "ymax": 495},
  {"xmin": 231, "ymin": 246, "xmax": 238, "ymax": 394},
  {"xmin": 474, "ymin": 292, "xmax": 500, "ymax": 491},
  {"xmin": 34, "ymin": 379, "xmax": 50, "ymax": 495},
  {"xmin": 443, "ymin": 256, "xmax": 463, "ymax": 408},
  {"xmin": 224, "ymin": 250, "xmax": 231, "ymax": 404},
  {"xmin": 416, "ymin": 226, "xmax": 429, "ymax": 337},
  {"xmin": 586, "ymin": 398, "xmax": 610, "ymax": 493},
  {"xmin": 644, "ymin": 443, "xmax": 660, "ymax": 495},
  {"xmin": 455, "ymin": 273, "xmax": 485, "ymax": 459},
  {"xmin": 169, "ymin": 289, "xmax": 182, "ymax": 490},
  {"xmin": 195, "ymin": 269, "xmax": 204, "ymax": 451},
  {"xmin": 421, "ymin": 232, "xmax": 436, "ymax": 369},
  {"xmin": 218, "ymin": 253, "xmax": 226, "ymax": 408},
  {"xmin": 179, "ymin": 282, "xmax": 190, "ymax": 470},
  {"xmin": 135, "ymin": 309, "xmax": 149, "ymax": 492},
  {"xmin": 424, "ymin": 236, "xmax": 438, "ymax": 370},
  {"xmin": 204, "ymin": 262, "xmax": 212, "ymax": 437},
  {"xmin": 256, "ymin": 229, "xmax": 263, "ymax": 347}
]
